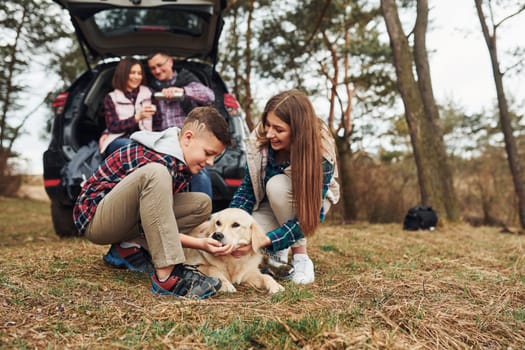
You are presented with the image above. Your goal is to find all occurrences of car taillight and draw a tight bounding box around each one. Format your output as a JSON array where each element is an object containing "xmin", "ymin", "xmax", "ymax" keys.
[
  {"xmin": 224, "ymin": 178, "xmax": 242, "ymax": 187},
  {"xmin": 224, "ymin": 93, "xmax": 240, "ymax": 109},
  {"xmin": 44, "ymin": 179, "xmax": 61, "ymax": 187},
  {"xmin": 224, "ymin": 93, "xmax": 241, "ymax": 115},
  {"xmin": 52, "ymin": 91, "xmax": 68, "ymax": 114}
]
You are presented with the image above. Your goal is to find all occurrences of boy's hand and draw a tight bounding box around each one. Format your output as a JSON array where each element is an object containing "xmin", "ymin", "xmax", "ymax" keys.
[{"xmin": 201, "ymin": 237, "xmax": 235, "ymax": 256}]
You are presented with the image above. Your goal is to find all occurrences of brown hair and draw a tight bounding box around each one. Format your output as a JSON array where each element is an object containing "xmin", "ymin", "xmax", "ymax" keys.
[
  {"xmin": 182, "ymin": 107, "xmax": 232, "ymax": 147},
  {"xmin": 259, "ymin": 89, "xmax": 323, "ymax": 236},
  {"xmin": 112, "ymin": 57, "xmax": 146, "ymax": 91}
]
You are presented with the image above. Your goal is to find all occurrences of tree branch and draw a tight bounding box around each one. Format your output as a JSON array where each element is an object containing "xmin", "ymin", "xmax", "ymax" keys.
[
  {"xmin": 7, "ymin": 97, "xmax": 48, "ymax": 152},
  {"xmin": 495, "ymin": 3, "xmax": 525, "ymax": 28},
  {"xmin": 304, "ymin": 0, "xmax": 331, "ymax": 49}
]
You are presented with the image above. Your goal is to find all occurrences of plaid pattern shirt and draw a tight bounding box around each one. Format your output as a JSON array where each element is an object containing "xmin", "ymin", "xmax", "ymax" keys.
[
  {"xmin": 152, "ymin": 73, "xmax": 214, "ymax": 130},
  {"xmin": 229, "ymin": 147, "xmax": 334, "ymax": 251},
  {"xmin": 73, "ymin": 142, "xmax": 191, "ymax": 235}
]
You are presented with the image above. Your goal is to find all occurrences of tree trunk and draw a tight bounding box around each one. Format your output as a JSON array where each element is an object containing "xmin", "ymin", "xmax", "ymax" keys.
[
  {"xmin": 475, "ymin": 0, "xmax": 525, "ymax": 228},
  {"xmin": 319, "ymin": 19, "xmax": 356, "ymax": 222},
  {"xmin": 335, "ymin": 134, "xmax": 357, "ymax": 222},
  {"xmin": 242, "ymin": 0, "xmax": 255, "ymax": 130},
  {"xmin": 223, "ymin": 1, "xmax": 255, "ymax": 131},
  {"xmin": 0, "ymin": 5, "xmax": 26, "ymax": 179},
  {"xmin": 380, "ymin": 0, "xmax": 459, "ymax": 221},
  {"xmin": 413, "ymin": 0, "xmax": 460, "ymax": 220}
]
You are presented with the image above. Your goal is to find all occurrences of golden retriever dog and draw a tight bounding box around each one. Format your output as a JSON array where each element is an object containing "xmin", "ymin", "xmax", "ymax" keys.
[{"xmin": 183, "ymin": 208, "xmax": 285, "ymax": 294}]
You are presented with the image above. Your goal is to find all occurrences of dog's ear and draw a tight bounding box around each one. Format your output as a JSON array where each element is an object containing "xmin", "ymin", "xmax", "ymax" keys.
[{"xmin": 250, "ymin": 220, "xmax": 268, "ymax": 251}]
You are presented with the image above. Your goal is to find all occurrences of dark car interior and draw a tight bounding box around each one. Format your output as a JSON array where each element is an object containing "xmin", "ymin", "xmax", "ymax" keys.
[{"xmin": 71, "ymin": 58, "xmax": 232, "ymax": 151}]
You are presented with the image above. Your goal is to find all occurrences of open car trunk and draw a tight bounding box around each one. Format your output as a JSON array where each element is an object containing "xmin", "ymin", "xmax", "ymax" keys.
[{"xmin": 52, "ymin": 0, "xmax": 226, "ymax": 66}]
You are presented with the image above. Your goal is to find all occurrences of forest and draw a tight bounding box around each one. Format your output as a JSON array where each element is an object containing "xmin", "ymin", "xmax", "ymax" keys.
[{"xmin": 0, "ymin": 0, "xmax": 524, "ymax": 229}]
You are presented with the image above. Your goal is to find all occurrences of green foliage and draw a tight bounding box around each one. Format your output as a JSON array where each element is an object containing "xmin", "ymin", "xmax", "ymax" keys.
[
  {"xmin": 319, "ymin": 244, "xmax": 338, "ymax": 252},
  {"xmin": 378, "ymin": 148, "xmax": 407, "ymax": 163},
  {"xmin": 219, "ymin": 0, "xmax": 397, "ymax": 129},
  {"xmin": 254, "ymin": 0, "xmax": 395, "ymax": 102},
  {"xmin": 0, "ymin": 0, "xmax": 73, "ymax": 176},
  {"xmin": 201, "ymin": 318, "xmax": 274, "ymax": 348},
  {"xmin": 47, "ymin": 41, "xmax": 84, "ymax": 92},
  {"xmin": 45, "ymin": 39, "xmax": 84, "ymax": 132},
  {"xmin": 200, "ymin": 313, "xmax": 325, "ymax": 349},
  {"xmin": 512, "ymin": 308, "xmax": 525, "ymax": 322}
]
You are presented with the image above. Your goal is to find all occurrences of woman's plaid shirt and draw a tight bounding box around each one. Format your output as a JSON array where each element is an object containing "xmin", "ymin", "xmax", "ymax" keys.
[
  {"xmin": 230, "ymin": 147, "xmax": 334, "ymax": 251},
  {"xmin": 73, "ymin": 142, "xmax": 191, "ymax": 235}
]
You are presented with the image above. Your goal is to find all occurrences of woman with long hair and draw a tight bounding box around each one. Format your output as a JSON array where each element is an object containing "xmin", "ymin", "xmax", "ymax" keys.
[{"xmin": 230, "ymin": 89, "xmax": 340, "ymax": 284}]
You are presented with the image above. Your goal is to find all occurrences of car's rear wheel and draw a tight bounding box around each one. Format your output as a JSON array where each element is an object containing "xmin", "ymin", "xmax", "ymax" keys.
[{"xmin": 51, "ymin": 201, "xmax": 78, "ymax": 237}]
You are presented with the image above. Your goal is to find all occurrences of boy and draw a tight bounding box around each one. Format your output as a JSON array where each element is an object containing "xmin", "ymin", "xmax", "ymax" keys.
[
  {"xmin": 73, "ymin": 106, "xmax": 233, "ymax": 299},
  {"xmin": 147, "ymin": 52, "xmax": 215, "ymax": 197}
]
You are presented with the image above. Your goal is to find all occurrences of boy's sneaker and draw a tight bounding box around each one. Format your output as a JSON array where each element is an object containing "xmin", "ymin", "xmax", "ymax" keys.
[
  {"xmin": 103, "ymin": 243, "xmax": 153, "ymax": 273},
  {"xmin": 291, "ymin": 254, "xmax": 315, "ymax": 284},
  {"xmin": 261, "ymin": 249, "xmax": 294, "ymax": 280},
  {"xmin": 150, "ymin": 264, "xmax": 221, "ymax": 299},
  {"xmin": 267, "ymin": 248, "xmax": 289, "ymax": 267}
]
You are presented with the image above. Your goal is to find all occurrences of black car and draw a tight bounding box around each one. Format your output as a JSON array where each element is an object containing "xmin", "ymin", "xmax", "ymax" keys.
[{"xmin": 44, "ymin": 0, "xmax": 248, "ymax": 237}]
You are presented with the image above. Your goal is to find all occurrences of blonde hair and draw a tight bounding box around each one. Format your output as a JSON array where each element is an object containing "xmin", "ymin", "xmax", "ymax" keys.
[{"xmin": 258, "ymin": 89, "xmax": 323, "ymax": 236}]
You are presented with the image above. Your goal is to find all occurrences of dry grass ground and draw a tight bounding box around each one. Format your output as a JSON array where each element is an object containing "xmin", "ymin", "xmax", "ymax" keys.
[{"xmin": 1, "ymin": 196, "xmax": 524, "ymax": 349}]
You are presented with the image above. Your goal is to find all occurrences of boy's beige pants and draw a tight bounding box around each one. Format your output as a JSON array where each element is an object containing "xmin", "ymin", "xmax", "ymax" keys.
[{"xmin": 85, "ymin": 162, "xmax": 211, "ymax": 268}]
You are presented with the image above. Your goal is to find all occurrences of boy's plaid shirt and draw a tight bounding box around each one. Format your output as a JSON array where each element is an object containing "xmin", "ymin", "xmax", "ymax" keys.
[{"xmin": 73, "ymin": 142, "xmax": 191, "ymax": 235}]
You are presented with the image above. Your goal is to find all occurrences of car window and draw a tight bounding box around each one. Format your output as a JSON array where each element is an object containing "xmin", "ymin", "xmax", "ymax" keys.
[{"xmin": 93, "ymin": 8, "xmax": 205, "ymax": 37}]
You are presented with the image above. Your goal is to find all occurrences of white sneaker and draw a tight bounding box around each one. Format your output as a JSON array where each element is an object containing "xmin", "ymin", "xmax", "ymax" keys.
[{"xmin": 291, "ymin": 254, "xmax": 315, "ymax": 284}]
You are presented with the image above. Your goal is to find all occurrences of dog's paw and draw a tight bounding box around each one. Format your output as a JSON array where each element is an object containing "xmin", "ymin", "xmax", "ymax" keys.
[
  {"xmin": 220, "ymin": 282, "xmax": 237, "ymax": 293},
  {"xmin": 268, "ymin": 283, "xmax": 285, "ymax": 294}
]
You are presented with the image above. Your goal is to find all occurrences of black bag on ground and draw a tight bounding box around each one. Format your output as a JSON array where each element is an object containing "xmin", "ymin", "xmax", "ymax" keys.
[{"xmin": 403, "ymin": 205, "xmax": 438, "ymax": 230}]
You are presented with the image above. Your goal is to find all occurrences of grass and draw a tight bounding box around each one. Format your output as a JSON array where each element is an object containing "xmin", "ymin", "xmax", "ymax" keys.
[{"xmin": 1, "ymin": 197, "xmax": 525, "ymax": 349}]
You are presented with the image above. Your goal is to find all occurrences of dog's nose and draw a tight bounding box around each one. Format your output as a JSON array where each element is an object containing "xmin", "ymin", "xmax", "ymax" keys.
[{"xmin": 211, "ymin": 232, "xmax": 224, "ymax": 242}]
